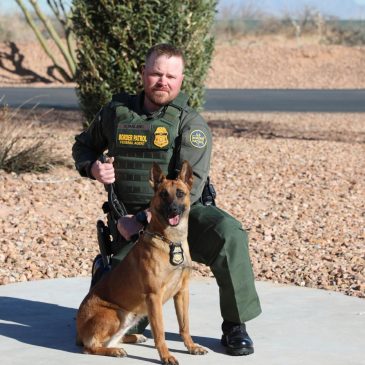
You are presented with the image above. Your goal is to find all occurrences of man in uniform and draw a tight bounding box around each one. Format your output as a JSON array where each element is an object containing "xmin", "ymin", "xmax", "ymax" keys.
[{"xmin": 72, "ymin": 43, "xmax": 261, "ymax": 356}]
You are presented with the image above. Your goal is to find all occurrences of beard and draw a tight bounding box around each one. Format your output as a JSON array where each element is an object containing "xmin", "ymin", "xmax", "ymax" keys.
[{"xmin": 145, "ymin": 88, "xmax": 174, "ymax": 107}]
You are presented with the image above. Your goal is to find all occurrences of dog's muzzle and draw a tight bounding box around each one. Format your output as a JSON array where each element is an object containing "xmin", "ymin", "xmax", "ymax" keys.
[{"xmin": 166, "ymin": 203, "xmax": 185, "ymax": 226}]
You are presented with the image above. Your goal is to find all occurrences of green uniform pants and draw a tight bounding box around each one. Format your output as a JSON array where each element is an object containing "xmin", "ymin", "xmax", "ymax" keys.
[
  {"xmin": 112, "ymin": 202, "xmax": 261, "ymax": 325},
  {"xmin": 188, "ymin": 203, "xmax": 261, "ymax": 323}
]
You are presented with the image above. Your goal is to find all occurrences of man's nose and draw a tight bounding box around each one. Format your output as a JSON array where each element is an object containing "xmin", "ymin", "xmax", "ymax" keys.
[{"xmin": 158, "ymin": 75, "xmax": 167, "ymax": 85}]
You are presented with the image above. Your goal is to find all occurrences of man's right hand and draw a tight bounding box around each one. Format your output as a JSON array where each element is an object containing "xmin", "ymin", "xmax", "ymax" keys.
[{"xmin": 91, "ymin": 157, "xmax": 115, "ymax": 184}]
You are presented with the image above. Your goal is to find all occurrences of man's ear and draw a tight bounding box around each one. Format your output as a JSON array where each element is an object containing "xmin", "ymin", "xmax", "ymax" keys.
[
  {"xmin": 178, "ymin": 160, "xmax": 193, "ymax": 191},
  {"xmin": 149, "ymin": 162, "xmax": 166, "ymax": 191}
]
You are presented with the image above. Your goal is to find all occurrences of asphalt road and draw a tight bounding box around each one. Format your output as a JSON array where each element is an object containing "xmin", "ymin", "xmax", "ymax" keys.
[{"xmin": 1, "ymin": 87, "xmax": 365, "ymax": 112}]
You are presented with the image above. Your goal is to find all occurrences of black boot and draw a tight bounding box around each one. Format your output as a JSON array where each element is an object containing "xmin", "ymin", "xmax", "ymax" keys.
[{"xmin": 221, "ymin": 320, "xmax": 254, "ymax": 356}]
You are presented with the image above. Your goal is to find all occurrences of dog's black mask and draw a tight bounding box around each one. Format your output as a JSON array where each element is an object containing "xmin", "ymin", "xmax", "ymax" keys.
[{"xmin": 159, "ymin": 188, "xmax": 187, "ymax": 226}]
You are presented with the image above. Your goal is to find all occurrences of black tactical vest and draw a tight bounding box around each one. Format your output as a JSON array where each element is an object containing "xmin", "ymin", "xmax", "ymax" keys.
[{"xmin": 108, "ymin": 92, "xmax": 189, "ymax": 212}]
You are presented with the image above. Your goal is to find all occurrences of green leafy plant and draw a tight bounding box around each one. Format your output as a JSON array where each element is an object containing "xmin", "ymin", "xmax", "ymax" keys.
[{"xmin": 72, "ymin": 0, "xmax": 217, "ymax": 124}]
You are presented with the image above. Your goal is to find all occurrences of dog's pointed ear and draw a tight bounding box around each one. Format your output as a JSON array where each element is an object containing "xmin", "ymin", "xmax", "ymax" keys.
[
  {"xmin": 150, "ymin": 162, "xmax": 166, "ymax": 191},
  {"xmin": 178, "ymin": 160, "xmax": 193, "ymax": 191}
]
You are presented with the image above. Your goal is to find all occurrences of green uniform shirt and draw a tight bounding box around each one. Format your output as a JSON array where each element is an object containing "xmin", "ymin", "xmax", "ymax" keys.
[
  {"xmin": 72, "ymin": 92, "xmax": 212, "ymax": 208},
  {"xmin": 73, "ymin": 92, "xmax": 262, "ymax": 324}
]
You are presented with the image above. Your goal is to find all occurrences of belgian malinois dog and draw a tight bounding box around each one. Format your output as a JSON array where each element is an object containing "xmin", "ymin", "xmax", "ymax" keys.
[{"xmin": 76, "ymin": 160, "xmax": 207, "ymax": 364}]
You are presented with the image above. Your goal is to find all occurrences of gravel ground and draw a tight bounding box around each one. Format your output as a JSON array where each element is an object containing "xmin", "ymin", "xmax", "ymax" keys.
[
  {"xmin": 1, "ymin": 35, "xmax": 364, "ymax": 297},
  {"xmin": 0, "ymin": 109, "xmax": 364, "ymax": 299},
  {"xmin": 1, "ymin": 37, "xmax": 365, "ymax": 88},
  {"xmin": 207, "ymin": 37, "xmax": 365, "ymax": 89}
]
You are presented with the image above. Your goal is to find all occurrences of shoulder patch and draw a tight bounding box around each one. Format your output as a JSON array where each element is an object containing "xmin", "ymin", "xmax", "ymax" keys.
[{"xmin": 190, "ymin": 130, "xmax": 207, "ymax": 148}]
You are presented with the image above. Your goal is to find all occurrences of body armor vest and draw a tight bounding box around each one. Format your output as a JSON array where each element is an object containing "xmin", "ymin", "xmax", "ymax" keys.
[{"xmin": 108, "ymin": 92, "xmax": 189, "ymax": 212}]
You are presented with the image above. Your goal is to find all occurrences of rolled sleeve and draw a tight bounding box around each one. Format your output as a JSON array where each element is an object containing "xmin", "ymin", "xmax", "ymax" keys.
[{"xmin": 72, "ymin": 106, "xmax": 112, "ymax": 178}]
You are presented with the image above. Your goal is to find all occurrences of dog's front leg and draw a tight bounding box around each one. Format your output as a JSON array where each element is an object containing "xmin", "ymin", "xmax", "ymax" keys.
[
  {"xmin": 146, "ymin": 293, "xmax": 178, "ymax": 365},
  {"xmin": 173, "ymin": 279, "xmax": 208, "ymax": 355}
]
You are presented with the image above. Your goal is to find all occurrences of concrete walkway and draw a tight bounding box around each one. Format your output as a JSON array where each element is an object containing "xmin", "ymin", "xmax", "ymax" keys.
[{"xmin": 0, "ymin": 277, "xmax": 364, "ymax": 365}]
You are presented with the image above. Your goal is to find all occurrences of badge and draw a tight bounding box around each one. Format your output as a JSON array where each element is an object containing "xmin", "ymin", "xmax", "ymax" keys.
[
  {"xmin": 190, "ymin": 130, "xmax": 207, "ymax": 148},
  {"xmin": 170, "ymin": 243, "xmax": 184, "ymax": 266},
  {"xmin": 154, "ymin": 126, "xmax": 169, "ymax": 148}
]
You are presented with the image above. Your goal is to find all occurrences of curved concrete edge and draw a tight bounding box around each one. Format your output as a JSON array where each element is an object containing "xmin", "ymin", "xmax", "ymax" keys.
[{"xmin": 0, "ymin": 277, "xmax": 364, "ymax": 365}]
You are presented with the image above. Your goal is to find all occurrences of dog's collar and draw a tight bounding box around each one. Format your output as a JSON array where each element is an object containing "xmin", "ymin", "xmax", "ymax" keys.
[
  {"xmin": 141, "ymin": 230, "xmax": 184, "ymax": 266},
  {"xmin": 142, "ymin": 230, "xmax": 180, "ymax": 246}
]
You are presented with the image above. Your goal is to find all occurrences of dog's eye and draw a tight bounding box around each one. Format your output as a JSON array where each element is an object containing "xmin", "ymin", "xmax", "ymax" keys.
[
  {"xmin": 159, "ymin": 189, "xmax": 169, "ymax": 199},
  {"xmin": 176, "ymin": 189, "xmax": 185, "ymax": 198}
]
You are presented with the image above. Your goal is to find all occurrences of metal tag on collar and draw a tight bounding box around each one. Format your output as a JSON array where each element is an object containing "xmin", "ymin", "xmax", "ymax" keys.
[{"xmin": 170, "ymin": 242, "xmax": 184, "ymax": 266}]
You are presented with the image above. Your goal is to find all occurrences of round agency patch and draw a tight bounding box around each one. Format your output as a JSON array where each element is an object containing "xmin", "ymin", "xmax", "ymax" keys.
[{"xmin": 190, "ymin": 130, "xmax": 207, "ymax": 148}]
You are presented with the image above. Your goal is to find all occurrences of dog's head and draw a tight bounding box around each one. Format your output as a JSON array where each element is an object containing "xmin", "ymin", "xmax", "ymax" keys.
[{"xmin": 149, "ymin": 161, "xmax": 193, "ymax": 227}]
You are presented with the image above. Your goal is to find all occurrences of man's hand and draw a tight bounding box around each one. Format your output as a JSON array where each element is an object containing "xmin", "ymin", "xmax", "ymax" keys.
[
  {"xmin": 117, "ymin": 215, "xmax": 143, "ymax": 241},
  {"xmin": 91, "ymin": 157, "xmax": 115, "ymax": 184}
]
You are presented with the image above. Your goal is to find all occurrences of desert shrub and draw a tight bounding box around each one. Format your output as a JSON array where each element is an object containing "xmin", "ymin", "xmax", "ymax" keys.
[
  {"xmin": 0, "ymin": 12, "xmax": 68, "ymax": 43},
  {"xmin": 0, "ymin": 13, "xmax": 37, "ymax": 42},
  {"xmin": 72, "ymin": 0, "xmax": 216, "ymax": 124},
  {"xmin": 255, "ymin": 7, "xmax": 324, "ymax": 38},
  {"xmin": 214, "ymin": 5, "xmax": 330, "ymax": 40},
  {"xmin": 213, "ymin": 2, "xmax": 264, "ymax": 40},
  {"xmin": 0, "ymin": 105, "xmax": 64, "ymax": 173},
  {"xmin": 324, "ymin": 20, "xmax": 365, "ymax": 46}
]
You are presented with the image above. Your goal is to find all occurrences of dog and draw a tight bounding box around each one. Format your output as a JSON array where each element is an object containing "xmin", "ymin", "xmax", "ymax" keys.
[{"xmin": 76, "ymin": 160, "xmax": 207, "ymax": 364}]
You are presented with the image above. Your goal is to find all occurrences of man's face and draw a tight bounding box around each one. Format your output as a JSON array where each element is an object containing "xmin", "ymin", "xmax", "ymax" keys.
[{"xmin": 142, "ymin": 53, "xmax": 184, "ymax": 111}]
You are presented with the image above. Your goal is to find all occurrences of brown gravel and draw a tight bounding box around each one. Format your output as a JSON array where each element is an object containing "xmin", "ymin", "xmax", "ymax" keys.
[
  {"xmin": 0, "ymin": 36, "xmax": 364, "ymax": 298},
  {"xmin": 0, "ymin": 109, "xmax": 364, "ymax": 300},
  {"xmin": 207, "ymin": 36, "xmax": 365, "ymax": 89},
  {"xmin": 205, "ymin": 112, "xmax": 365, "ymax": 299},
  {"xmin": 1, "ymin": 36, "xmax": 365, "ymax": 88}
]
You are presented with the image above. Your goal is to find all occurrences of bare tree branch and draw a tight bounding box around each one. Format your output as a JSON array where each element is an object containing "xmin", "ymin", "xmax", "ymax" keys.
[{"xmin": 14, "ymin": 0, "xmax": 73, "ymax": 81}]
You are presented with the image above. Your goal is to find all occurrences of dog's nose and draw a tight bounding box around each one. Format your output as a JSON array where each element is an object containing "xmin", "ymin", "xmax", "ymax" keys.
[
  {"xmin": 168, "ymin": 202, "xmax": 181, "ymax": 216},
  {"xmin": 170, "ymin": 204, "xmax": 178, "ymax": 214}
]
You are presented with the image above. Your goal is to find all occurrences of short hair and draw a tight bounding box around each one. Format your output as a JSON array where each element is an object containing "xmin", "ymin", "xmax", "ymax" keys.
[{"xmin": 145, "ymin": 43, "xmax": 185, "ymax": 68}]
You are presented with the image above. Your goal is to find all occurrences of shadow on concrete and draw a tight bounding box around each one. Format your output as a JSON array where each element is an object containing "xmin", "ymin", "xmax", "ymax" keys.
[
  {"xmin": 0, "ymin": 297, "xmax": 222, "ymax": 359},
  {"xmin": 0, "ymin": 296, "xmax": 79, "ymax": 353},
  {"xmin": 143, "ymin": 329, "xmax": 225, "ymax": 354}
]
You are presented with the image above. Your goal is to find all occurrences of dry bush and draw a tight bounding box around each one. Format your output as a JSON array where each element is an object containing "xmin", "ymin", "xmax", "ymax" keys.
[
  {"xmin": 0, "ymin": 13, "xmax": 37, "ymax": 43},
  {"xmin": 214, "ymin": 1, "xmax": 264, "ymax": 40},
  {"xmin": 324, "ymin": 21, "xmax": 365, "ymax": 46},
  {"xmin": 252, "ymin": 7, "xmax": 324, "ymax": 38},
  {"xmin": 214, "ymin": 3, "xmax": 365, "ymax": 45},
  {"xmin": 0, "ymin": 104, "xmax": 65, "ymax": 173},
  {"xmin": 0, "ymin": 12, "xmax": 65, "ymax": 43}
]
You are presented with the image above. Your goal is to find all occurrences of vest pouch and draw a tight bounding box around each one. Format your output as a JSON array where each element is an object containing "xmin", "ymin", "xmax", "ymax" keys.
[{"xmin": 112, "ymin": 113, "xmax": 178, "ymax": 209}]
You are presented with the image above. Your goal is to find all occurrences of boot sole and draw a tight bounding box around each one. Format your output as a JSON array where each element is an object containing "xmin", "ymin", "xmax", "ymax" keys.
[
  {"xmin": 225, "ymin": 346, "xmax": 254, "ymax": 356},
  {"xmin": 221, "ymin": 334, "xmax": 254, "ymax": 356}
]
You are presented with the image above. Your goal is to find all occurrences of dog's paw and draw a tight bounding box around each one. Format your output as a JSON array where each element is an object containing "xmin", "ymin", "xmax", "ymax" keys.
[
  {"xmin": 83, "ymin": 346, "xmax": 127, "ymax": 357},
  {"xmin": 108, "ymin": 347, "xmax": 128, "ymax": 357},
  {"xmin": 188, "ymin": 344, "xmax": 208, "ymax": 355},
  {"xmin": 162, "ymin": 355, "xmax": 179, "ymax": 365},
  {"xmin": 135, "ymin": 334, "xmax": 148, "ymax": 343},
  {"xmin": 122, "ymin": 334, "xmax": 147, "ymax": 344}
]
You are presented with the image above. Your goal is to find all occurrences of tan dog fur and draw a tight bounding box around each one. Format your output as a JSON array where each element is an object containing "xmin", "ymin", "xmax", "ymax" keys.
[{"xmin": 76, "ymin": 161, "xmax": 207, "ymax": 364}]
